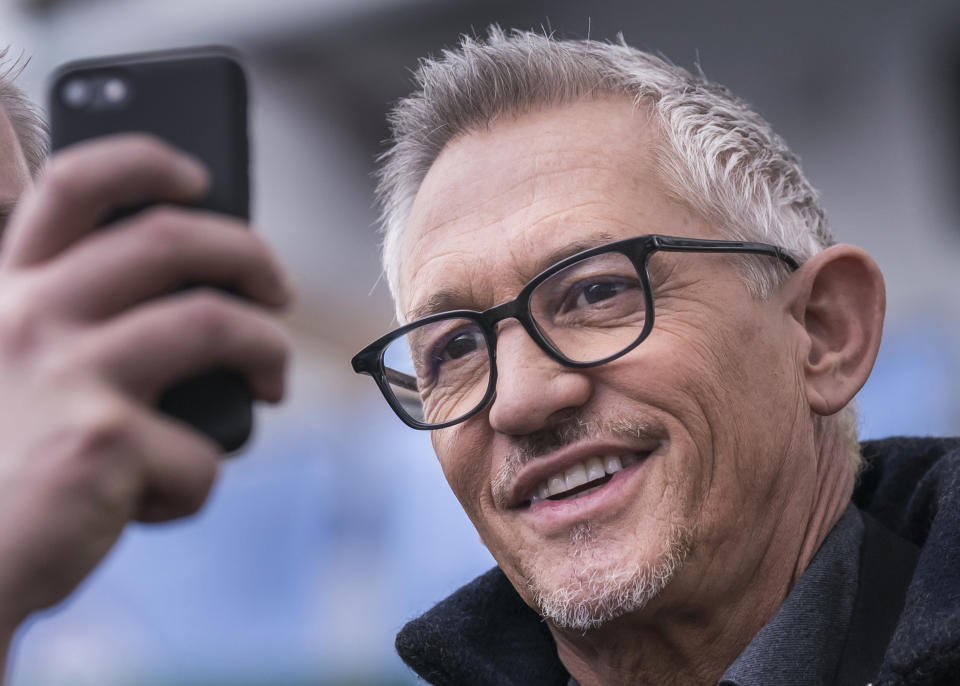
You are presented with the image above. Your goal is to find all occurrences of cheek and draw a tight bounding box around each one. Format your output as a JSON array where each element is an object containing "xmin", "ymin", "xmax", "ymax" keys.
[
  {"xmin": 600, "ymin": 311, "xmax": 790, "ymax": 505},
  {"xmin": 646, "ymin": 310, "xmax": 802, "ymax": 506},
  {"xmin": 608, "ymin": 316, "xmax": 730, "ymax": 452},
  {"xmin": 650, "ymin": 307, "xmax": 777, "ymax": 421},
  {"xmin": 431, "ymin": 426, "xmax": 493, "ymax": 526}
]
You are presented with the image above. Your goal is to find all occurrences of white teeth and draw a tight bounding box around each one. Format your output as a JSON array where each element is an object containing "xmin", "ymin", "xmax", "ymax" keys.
[
  {"xmin": 604, "ymin": 455, "xmax": 623, "ymax": 473},
  {"xmin": 547, "ymin": 475, "xmax": 566, "ymax": 497},
  {"xmin": 586, "ymin": 457, "xmax": 606, "ymax": 481},
  {"xmin": 564, "ymin": 464, "xmax": 588, "ymax": 490},
  {"xmin": 531, "ymin": 453, "xmax": 645, "ymax": 503}
]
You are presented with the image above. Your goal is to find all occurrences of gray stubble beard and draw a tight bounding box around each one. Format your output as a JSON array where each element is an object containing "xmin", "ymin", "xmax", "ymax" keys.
[{"xmin": 526, "ymin": 520, "xmax": 692, "ymax": 631}]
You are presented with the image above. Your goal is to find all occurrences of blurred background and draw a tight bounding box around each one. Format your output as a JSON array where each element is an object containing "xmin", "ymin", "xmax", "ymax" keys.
[{"xmin": 1, "ymin": 0, "xmax": 959, "ymax": 684}]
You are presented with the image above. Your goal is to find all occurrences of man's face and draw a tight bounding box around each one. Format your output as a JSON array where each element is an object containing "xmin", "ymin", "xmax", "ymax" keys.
[{"xmin": 399, "ymin": 98, "xmax": 815, "ymax": 628}]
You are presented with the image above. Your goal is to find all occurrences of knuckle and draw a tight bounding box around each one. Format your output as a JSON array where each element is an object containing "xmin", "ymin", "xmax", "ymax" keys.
[
  {"xmin": 179, "ymin": 294, "xmax": 285, "ymax": 359},
  {"xmin": 114, "ymin": 132, "xmax": 170, "ymax": 161},
  {"xmin": 52, "ymin": 401, "xmax": 140, "ymax": 515},
  {"xmin": 43, "ymin": 395, "xmax": 134, "ymax": 485},
  {"xmin": 266, "ymin": 319, "xmax": 292, "ymax": 362},
  {"xmin": 40, "ymin": 155, "xmax": 85, "ymax": 204},
  {"xmin": 242, "ymin": 230, "xmax": 271, "ymax": 257},
  {"xmin": 0, "ymin": 286, "xmax": 105, "ymax": 381},
  {"xmin": 71, "ymin": 394, "xmax": 132, "ymax": 456},
  {"xmin": 43, "ymin": 329, "xmax": 112, "ymax": 388},
  {"xmin": 0, "ymin": 280, "xmax": 49, "ymax": 358},
  {"xmin": 129, "ymin": 207, "xmax": 204, "ymax": 275},
  {"xmin": 181, "ymin": 290, "xmax": 235, "ymax": 339},
  {"xmin": 139, "ymin": 206, "xmax": 191, "ymax": 248}
]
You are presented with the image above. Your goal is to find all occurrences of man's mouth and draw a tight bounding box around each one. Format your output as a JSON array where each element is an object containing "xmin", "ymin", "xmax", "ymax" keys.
[{"xmin": 527, "ymin": 452, "xmax": 647, "ymax": 505}]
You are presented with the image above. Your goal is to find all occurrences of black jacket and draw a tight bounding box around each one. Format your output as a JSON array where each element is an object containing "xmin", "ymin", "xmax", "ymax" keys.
[{"xmin": 396, "ymin": 437, "xmax": 960, "ymax": 686}]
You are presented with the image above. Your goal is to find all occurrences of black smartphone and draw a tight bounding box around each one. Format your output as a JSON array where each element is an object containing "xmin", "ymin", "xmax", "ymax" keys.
[{"xmin": 49, "ymin": 47, "xmax": 254, "ymax": 452}]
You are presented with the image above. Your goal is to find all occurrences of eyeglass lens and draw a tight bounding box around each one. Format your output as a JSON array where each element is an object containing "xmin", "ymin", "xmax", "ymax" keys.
[
  {"xmin": 382, "ymin": 317, "xmax": 492, "ymax": 425},
  {"xmin": 529, "ymin": 251, "xmax": 647, "ymax": 362},
  {"xmin": 381, "ymin": 251, "xmax": 648, "ymax": 426}
]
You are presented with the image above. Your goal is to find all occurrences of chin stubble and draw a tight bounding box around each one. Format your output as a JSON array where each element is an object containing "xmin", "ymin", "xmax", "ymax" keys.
[{"xmin": 527, "ymin": 521, "xmax": 692, "ymax": 631}]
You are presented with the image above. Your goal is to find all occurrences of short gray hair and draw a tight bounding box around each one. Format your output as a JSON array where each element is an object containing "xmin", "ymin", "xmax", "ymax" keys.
[
  {"xmin": 0, "ymin": 48, "xmax": 48, "ymax": 178},
  {"xmin": 376, "ymin": 27, "xmax": 861, "ymax": 473}
]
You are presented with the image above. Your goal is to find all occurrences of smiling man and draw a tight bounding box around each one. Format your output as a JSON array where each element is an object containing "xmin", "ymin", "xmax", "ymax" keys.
[{"xmin": 353, "ymin": 29, "xmax": 960, "ymax": 685}]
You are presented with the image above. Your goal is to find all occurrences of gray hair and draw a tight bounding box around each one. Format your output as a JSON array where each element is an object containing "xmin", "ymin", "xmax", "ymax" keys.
[
  {"xmin": 0, "ymin": 48, "xmax": 48, "ymax": 178},
  {"xmin": 376, "ymin": 27, "xmax": 861, "ymax": 473}
]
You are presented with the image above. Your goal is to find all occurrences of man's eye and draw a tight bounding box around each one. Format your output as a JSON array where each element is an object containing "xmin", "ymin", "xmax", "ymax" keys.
[
  {"xmin": 432, "ymin": 327, "xmax": 485, "ymax": 368},
  {"xmin": 439, "ymin": 332, "xmax": 481, "ymax": 360},
  {"xmin": 566, "ymin": 280, "xmax": 634, "ymax": 310}
]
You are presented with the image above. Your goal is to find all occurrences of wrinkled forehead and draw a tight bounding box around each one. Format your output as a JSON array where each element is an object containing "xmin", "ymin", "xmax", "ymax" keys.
[{"xmin": 395, "ymin": 98, "xmax": 702, "ymax": 321}]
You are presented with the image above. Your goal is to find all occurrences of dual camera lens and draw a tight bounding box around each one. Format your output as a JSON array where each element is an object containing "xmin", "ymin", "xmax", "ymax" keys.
[{"xmin": 61, "ymin": 75, "xmax": 130, "ymax": 109}]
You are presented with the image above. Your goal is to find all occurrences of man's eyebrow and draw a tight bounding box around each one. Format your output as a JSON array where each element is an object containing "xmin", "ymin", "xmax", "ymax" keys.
[
  {"xmin": 536, "ymin": 232, "xmax": 620, "ymax": 274},
  {"xmin": 406, "ymin": 232, "xmax": 624, "ymax": 322},
  {"xmin": 407, "ymin": 288, "xmax": 473, "ymax": 322}
]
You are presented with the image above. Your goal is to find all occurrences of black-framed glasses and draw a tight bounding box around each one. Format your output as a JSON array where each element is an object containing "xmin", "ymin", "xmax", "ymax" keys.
[{"xmin": 352, "ymin": 234, "xmax": 800, "ymax": 430}]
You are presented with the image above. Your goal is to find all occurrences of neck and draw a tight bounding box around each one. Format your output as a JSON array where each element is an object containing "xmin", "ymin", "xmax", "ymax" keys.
[
  {"xmin": 550, "ymin": 585, "xmax": 786, "ymax": 686},
  {"xmin": 551, "ymin": 429, "xmax": 855, "ymax": 686}
]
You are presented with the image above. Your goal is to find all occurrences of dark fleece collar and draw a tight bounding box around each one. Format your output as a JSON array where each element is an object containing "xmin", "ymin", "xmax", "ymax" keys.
[
  {"xmin": 855, "ymin": 437, "xmax": 960, "ymax": 685},
  {"xmin": 395, "ymin": 564, "xmax": 567, "ymax": 686},
  {"xmin": 396, "ymin": 437, "xmax": 960, "ymax": 686}
]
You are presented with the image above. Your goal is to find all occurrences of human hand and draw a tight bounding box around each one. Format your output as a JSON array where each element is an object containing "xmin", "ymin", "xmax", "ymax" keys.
[{"xmin": 0, "ymin": 134, "xmax": 290, "ymax": 640}]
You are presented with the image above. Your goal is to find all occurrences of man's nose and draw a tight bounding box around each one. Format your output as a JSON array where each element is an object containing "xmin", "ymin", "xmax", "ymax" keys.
[{"xmin": 486, "ymin": 324, "xmax": 592, "ymax": 435}]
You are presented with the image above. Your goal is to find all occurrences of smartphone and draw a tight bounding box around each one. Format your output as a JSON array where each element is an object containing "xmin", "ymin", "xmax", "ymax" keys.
[{"xmin": 49, "ymin": 47, "xmax": 254, "ymax": 452}]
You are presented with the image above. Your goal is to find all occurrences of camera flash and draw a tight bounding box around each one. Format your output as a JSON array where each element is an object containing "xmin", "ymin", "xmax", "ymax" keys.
[
  {"xmin": 62, "ymin": 79, "xmax": 91, "ymax": 108},
  {"xmin": 103, "ymin": 78, "xmax": 128, "ymax": 104}
]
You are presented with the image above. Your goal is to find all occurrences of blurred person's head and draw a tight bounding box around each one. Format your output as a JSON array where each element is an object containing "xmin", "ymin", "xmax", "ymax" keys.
[
  {"xmin": 363, "ymin": 28, "xmax": 884, "ymax": 637},
  {"xmin": 0, "ymin": 49, "xmax": 45, "ymax": 234},
  {"xmin": 0, "ymin": 49, "xmax": 46, "ymax": 179}
]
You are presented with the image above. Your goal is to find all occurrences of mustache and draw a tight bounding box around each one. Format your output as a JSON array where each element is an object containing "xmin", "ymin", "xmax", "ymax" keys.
[{"xmin": 491, "ymin": 413, "xmax": 665, "ymax": 507}]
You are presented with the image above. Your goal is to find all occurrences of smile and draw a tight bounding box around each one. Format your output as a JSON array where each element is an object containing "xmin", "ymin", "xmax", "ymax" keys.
[{"xmin": 528, "ymin": 453, "xmax": 647, "ymax": 505}]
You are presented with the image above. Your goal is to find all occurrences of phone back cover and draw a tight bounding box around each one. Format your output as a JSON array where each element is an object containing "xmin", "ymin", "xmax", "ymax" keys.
[
  {"xmin": 49, "ymin": 49, "xmax": 253, "ymax": 452},
  {"xmin": 50, "ymin": 49, "xmax": 249, "ymax": 219}
]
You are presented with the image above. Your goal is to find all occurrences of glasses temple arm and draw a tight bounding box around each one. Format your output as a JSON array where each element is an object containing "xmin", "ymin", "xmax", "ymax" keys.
[
  {"xmin": 384, "ymin": 367, "xmax": 418, "ymax": 392},
  {"xmin": 650, "ymin": 236, "xmax": 800, "ymax": 270}
]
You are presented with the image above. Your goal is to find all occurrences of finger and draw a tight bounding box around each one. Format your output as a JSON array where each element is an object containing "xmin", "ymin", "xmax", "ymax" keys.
[
  {"xmin": 80, "ymin": 289, "xmax": 289, "ymax": 403},
  {"xmin": 0, "ymin": 389, "xmax": 220, "ymax": 621},
  {"xmin": 2, "ymin": 134, "xmax": 209, "ymax": 267},
  {"xmin": 38, "ymin": 206, "xmax": 291, "ymax": 319},
  {"xmin": 127, "ymin": 407, "xmax": 222, "ymax": 523},
  {"xmin": 33, "ymin": 390, "xmax": 220, "ymax": 531}
]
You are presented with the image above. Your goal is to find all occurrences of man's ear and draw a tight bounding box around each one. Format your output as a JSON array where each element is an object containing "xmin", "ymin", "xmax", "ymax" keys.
[{"xmin": 784, "ymin": 244, "xmax": 885, "ymax": 416}]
